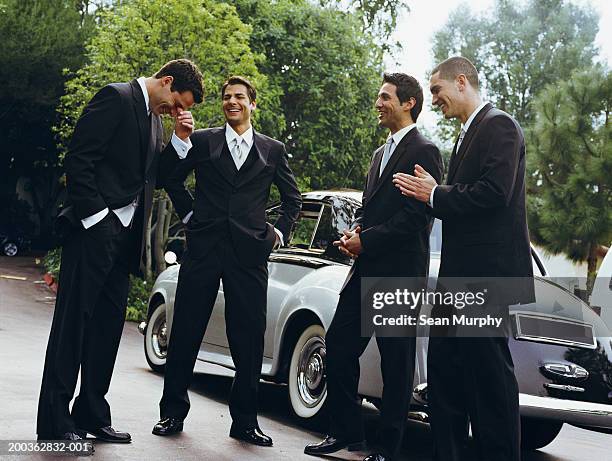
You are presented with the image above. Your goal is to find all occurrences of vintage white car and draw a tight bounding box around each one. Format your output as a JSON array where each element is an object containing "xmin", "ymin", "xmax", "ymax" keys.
[{"xmin": 140, "ymin": 190, "xmax": 612, "ymax": 450}]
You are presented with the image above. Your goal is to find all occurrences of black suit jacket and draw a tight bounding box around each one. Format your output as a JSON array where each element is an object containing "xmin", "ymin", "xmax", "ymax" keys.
[
  {"xmin": 60, "ymin": 79, "xmax": 163, "ymax": 272},
  {"xmin": 432, "ymin": 103, "xmax": 534, "ymax": 303},
  {"xmin": 343, "ymin": 127, "xmax": 443, "ymax": 289},
  {"xmin": 159, "ymin": 126, "xmax": 302, "ymax": 267}
]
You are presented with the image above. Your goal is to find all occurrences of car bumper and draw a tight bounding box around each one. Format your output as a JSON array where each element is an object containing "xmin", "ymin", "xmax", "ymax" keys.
[{"xmin": 520, "ymin": 393, "xmax": 612, "ymax": 429}]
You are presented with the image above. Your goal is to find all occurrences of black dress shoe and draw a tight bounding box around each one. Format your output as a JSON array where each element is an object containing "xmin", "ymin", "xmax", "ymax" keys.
[
  {"xmin": 229, "ymin": 424, "xmax": 273, "ymax": 447},
  {"xmin": 152, "ymin": 417, "xmax": 184, "ymax": 436},
  {"xmin": 363, "ymin": 454, "xmax": 389, "ymax": 461},
  {"xmin": 59, "ymin": 432, "xmax": 83, "ymax": 441},
  {"xmin": 304, "ymin": 435, "xmax": 366, "ymax": 455},
  {"xmin": 79, "ymin": 426, "xmax": 131, "ymax": 443}
]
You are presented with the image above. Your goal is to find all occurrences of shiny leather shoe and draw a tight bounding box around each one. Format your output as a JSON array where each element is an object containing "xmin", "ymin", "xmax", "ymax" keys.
[
  {"xmin": 363, "ymin": 454, "xmax": 389, "ymax": 461},
  {"xmin": 60, "ymin": 432, "xmax": 83, "ymax": 441},
  {"xmin": 229, "ymin": 424, "xmax": 273, "ymax": 447},
  {"xmin": 152, "ymin": 417, "xmax": 184, "ymax": 436},
  {"xmin": 304, "ymin": 435, "xmax": 366, "ymax": 455},
  {"xmin": 79, "ymin": 426, "xmax": 131, "ymax": 443}
]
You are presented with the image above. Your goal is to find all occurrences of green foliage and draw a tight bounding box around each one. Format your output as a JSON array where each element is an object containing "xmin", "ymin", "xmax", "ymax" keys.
[
  {"xmin": 528, "ymin": 67, "xmax": 611, "ymax": 291},
  {"xmin": 43, "ymin": 248, "xmax": 63, "ymax": 282},
  {"xmin": 320, "ymin": 0, "xmax": 410, "ymax": 51},
  {"xmin": 126, "ymin": 275, "xmax": 151, "ymax": 322},
  {"xmin": 0, "ymin": 0, "xmax": 93, "ymax": 239},
  {"xmin": 431, "ymin": 0, "xmax": 599, "ymax": 141},
  {"xmin": 55, "ymin": 0, "xmax": 275, "ymax": 159},
  {"xmin": 233, "ymin": 0, "xmax": 385, "ymax": 190}
]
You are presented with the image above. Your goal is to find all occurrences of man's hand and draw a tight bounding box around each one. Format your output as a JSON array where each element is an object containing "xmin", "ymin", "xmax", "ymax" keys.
[
  {"xmin": 333, "ymin": 226, "xmax": 361, "ymax": 258},
  {"xmin": 174, "ymin": 109, "xmax": 194, "ymax": 140},
  {"xmin": 393, "ymin": 164, "xmax": 438, "ymax": 203}
]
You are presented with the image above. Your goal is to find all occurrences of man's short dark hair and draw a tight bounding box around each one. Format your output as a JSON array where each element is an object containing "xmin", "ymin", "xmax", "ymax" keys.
[
  {"xmin": 382, "ymin": 72, "xmax": 423, "ymax": 121},
  {"xmin": 431, "ymin": 56, "xmax": 479, "ymax": 90},
  {"xmin": 221, "ymin": 76, "xmax": 256, "ymax": 103},
  {"xmin": 155, "ymin": 59, "xmax": 204, "ymax": 103}
]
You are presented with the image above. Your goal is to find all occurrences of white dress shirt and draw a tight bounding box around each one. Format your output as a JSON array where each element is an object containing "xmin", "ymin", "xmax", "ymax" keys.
[
  {"xmin": 82, "ymin": 77, "xmax": 152, "ymax": 229},
  {"xmin": 429, "ymin": 102, "xmax": 488, "ymax": 207},
  {"xmin": 175, "ymin": 123, "xmax": 284, "ymax": 245}
]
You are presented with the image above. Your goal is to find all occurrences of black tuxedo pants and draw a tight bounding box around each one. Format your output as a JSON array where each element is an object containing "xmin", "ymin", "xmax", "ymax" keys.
[
  {"xmin": 159, "ymin": 238, "xmax": 267, "ymax": 429},
  {"xmin": 326, "ymin": 272, "xmax": 415, "ymax": 459},
  {"xmin": 427, "ymin": 336, "xmax": 520, "ymax": 461},
  {"xmin": 37, "ymin": 213, "xmax": 132, "ymax": 438}
]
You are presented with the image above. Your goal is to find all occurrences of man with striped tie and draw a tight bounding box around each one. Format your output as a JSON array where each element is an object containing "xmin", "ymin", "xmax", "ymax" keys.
[{"xmin": 305, "ymin": 73, "xmax": 442, "ymax": 461}]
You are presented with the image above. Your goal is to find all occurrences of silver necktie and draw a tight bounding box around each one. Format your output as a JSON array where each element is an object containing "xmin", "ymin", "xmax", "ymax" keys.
[{"xmin": 379, "ymin": 137, "xmax": 395, "ymax": 177}]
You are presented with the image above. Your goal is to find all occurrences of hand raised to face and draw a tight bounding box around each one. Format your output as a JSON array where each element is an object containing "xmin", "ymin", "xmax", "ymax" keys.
[{"xmin": 174, "ymin": 109, "xmax": 194, "ymax": 140}]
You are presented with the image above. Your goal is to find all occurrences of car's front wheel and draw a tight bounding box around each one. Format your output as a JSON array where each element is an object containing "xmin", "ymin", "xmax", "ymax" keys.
[
  {"xmin": 521, "ymin": 417, "xmax": 563, "ymax": 450},
  {"xmin": 144, "ymin": 300, "xmax": 168, "ymax": 373},
  {"xmin": 3, "ymin": 241, "xmax": 18, "ymax": 256},
  {"xmin": 288, "ymin": 324, "xmax": 328, "ymax": 420}
]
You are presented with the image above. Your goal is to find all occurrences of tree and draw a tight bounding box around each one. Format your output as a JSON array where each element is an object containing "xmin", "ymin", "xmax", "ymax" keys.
[
  {"xmin": 431, "ymin": 0, "xmax": 599, "ymax": 140},
  {"xmin": 0, "ymin": 0, "xmax": 94, "ymax": 243},
  {"xmin": 320, "ymin": 0, "xmax": 410, "ymax": 51},
  {"xmin": 56, "ymin": 0, "xmax": 268, "ymax": 278},
  {"xmin": 528, "ymin": 67, "xmax": 611, "ymax": 295},
  {"xmin": 233, "ymin": 0, "xmax": 385, "ymax": 190}
]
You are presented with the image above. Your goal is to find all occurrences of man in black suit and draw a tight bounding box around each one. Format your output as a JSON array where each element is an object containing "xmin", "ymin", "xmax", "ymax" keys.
[
  {"xmin": 37, "ymin": 60, "xmax": 204, "ymax": 442},
  {"xmin": 152, "ymin": 76, "xmax": 301, "ymax": 446},
  {"xmin": 305, "ymin": 73, "xmax": 443, "ymax": 461},
  {"xmin": 394, "ymin": 57, "xmax": 534, "ymax": 461}
]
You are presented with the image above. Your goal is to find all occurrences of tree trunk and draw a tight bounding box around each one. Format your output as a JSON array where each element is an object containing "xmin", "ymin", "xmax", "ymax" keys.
[
  {"xmin": 163, "ymin": 200, "xmax": 173, "ymax": 244},
  {"xmin": 144, "ymin": 210, "xmax": 153, "ymax": 281},
  {"xmin": 586, "ymin": 242, "xmax": 598, "ymax": 300},
  {"xmin": 154, "ymin": 197, "xmax": 167, "ymax": 275}
]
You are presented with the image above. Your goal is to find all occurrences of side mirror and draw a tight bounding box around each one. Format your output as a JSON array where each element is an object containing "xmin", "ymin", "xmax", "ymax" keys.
[{"xmin": 164, "ymin": 251, "xmax": 178, "ymax": 265}]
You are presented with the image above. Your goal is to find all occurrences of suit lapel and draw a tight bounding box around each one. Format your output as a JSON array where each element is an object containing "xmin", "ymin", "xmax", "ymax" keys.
[
  {"xmin": 446, "ymin": 103, "xmax": 492, "ymax": 184},
  {"xmin": 130, "ymin": 80, "xmax": 149, "ymax": 161},
  {"xmin": 144, "ymin": 114, "xmax": 161, "ymax": 174},
  {"xmin": 368, "ymin": 127, "xmax": 418, "ymax": 200},
  {"xmin": 236, "ymin": 131, "xmax": 268, "ymax": 187},
  {"xmin": 209, "ymin": 127, "xmax": 235, "ymax": 184},
  {"xmin": 364, "ymin": 145, "xmax": 384, "ymax": 200}
]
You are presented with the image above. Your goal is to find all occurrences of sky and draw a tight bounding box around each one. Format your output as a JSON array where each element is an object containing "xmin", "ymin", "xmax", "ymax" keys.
[{"xmin": 384, "ymin": 0, "xmax": 612, "ymax": 140}]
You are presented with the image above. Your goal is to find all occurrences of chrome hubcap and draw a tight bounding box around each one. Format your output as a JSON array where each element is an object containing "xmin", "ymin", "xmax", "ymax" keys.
[
  {"xmin": 297, "ymin": 336, "xmax": 326, "ymax": 407},
  {"xmin": 4, "ymin": 243, "xmax": 17, "ymax": 256},
  {"xmin": 151, "ymin": 310, "xmax": 168, "ymax": 359}
]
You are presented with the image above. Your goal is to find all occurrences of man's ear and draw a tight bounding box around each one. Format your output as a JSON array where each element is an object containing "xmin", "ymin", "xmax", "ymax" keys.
[
  {"xmin": 250, "ymin": 100, "xmax": 257, "ymax": 111},
  {"xmin": 161, "ymin": 75, "xmax": 174, "ymax": 87},
  {"xmin": 403, "ymin": 97, "xmax": 416, "ymax": 112}
]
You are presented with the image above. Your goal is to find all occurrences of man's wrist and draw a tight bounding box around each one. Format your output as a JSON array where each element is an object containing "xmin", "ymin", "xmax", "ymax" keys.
[{"xmin": 428, "ymin": 185, "xmax": 437, "ymax": 207}]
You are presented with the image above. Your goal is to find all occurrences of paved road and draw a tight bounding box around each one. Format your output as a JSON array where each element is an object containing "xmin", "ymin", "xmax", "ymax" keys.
[{"xmin": 0, "ymin": 256, "xmax": 610, "ymax": 461}]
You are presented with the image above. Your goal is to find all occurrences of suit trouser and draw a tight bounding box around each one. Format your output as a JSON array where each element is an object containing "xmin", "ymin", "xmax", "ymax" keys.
[
  {"xmin": 159, "ymin": 238, "xmax": 268, "ymax": 428},
  {"xmin": 427, "ymin": 335, "xmax": 520, "ymax": 461},
  {"xmin": 37, "ymin": 213, "xmax": 132, "ymax": 438},
  {"xmin": 326, "ymin": 272, "xmax": 415, "ymax": 459}
]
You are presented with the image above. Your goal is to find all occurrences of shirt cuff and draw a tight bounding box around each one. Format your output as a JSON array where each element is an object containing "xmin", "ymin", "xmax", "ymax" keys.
[
  {"xmin": 428, "ymin": 185, "xmax": 437, "ymax": 208},
  {"xmin": 273, "ymin": 227, "xmax": 284, "ymax": 246},
  {"xmin": 182, "ymin": 210, "xmax": 193, "ymax": 224},
  {"xmin": 81, "ymin": 208, "xmax": 109, "ymax": 229},
  {"xmin": 171, "ymin": 132, "xmax": 192, "ymax": 159}
]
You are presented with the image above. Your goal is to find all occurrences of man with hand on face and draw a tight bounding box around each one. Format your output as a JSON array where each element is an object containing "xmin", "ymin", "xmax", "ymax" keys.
[
  {"xmin": 393, "ymin": 57, "xmax": 534, "ymax": 461},
  {"xmin": 152, "ymin": 76, "xmax": 301, "ymax": 447},
  {"xmin": 37, "ymin": 59, "xmax": 203, "ymax": 442},
  {"xmin": 305, "ymin": 73, "xmax": 442, "ymax": 461}
]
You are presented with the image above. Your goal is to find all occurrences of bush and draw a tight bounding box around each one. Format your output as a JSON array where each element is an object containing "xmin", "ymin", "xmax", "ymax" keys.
[
  {"xmin": 126, "ymin": 275, "xmax": 151, "ymax": 323},
  {"xmin": 43, "ymin": 247, "xmax": 62, "ymax": 282}
]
